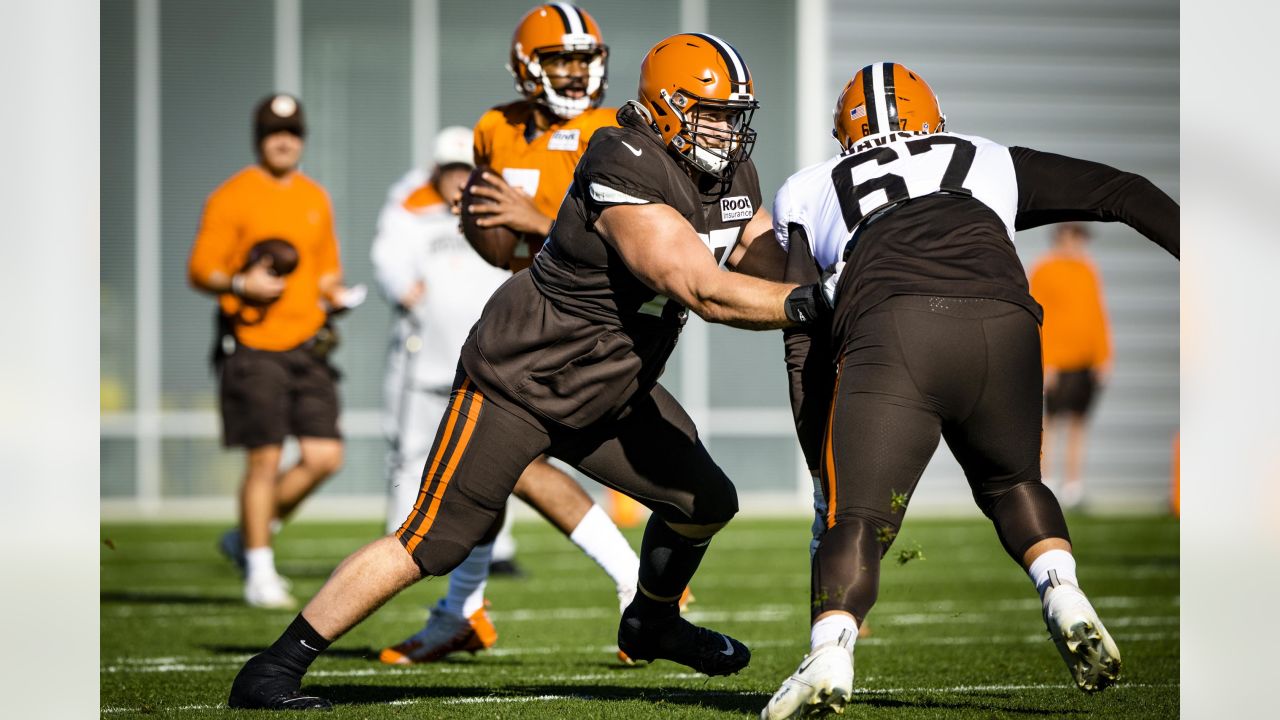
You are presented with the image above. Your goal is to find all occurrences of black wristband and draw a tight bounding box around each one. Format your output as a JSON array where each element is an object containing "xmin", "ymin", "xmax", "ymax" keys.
[{"xmin": 784, "ymin": 284, "xmax": 829, "ymax": 325}]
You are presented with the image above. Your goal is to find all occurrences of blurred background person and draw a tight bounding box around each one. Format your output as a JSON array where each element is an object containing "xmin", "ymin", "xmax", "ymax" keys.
[
  {"xmin": 370, "ymin": 125, "xmax": 513, "ymax": 657},
  {"xmin": 1030, "ymin": 222, "xmax": 1112, "ymax": 509},
  {"xmin": 187, "ymin": 93, "xmax": 358, "ymax": 608}
]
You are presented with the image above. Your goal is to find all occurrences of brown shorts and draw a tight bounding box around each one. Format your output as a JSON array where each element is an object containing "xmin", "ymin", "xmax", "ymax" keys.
[
  {"xmin": 1044, "ymin": 368, "xmax": 1099, "ymax": 418},
  {"xmin": 218, "ymin": 343, "xmax": 341, "ymax": 448},
  {"xmin": 394, "ymin": 371, "xmax": 737, "ymax": 576}
]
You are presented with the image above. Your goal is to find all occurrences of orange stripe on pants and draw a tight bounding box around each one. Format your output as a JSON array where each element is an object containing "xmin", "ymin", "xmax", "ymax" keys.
[
  {"xmin": 404, "ymin": 387, "xmax": 485, "ymax": 554},
  {"xmin": 824, "ymin": 362, "xmax": 843, "ymax": 529},
  {"xmin": 397, "ymin": 378, "xmax": 470, "ymax": 541}
]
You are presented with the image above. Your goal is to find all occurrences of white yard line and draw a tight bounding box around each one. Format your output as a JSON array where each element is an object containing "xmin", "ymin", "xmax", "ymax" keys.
[{"xmin": 102, "ymin": 629, "xmax": 1179, "ymax": 675}]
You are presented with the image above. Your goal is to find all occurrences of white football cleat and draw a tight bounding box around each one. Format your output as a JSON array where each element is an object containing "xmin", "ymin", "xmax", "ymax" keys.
[
  {"xmin": 1043, "ymin": 583, "xmax": 1121, "ymax": 692},
  {"xmin": 379, "ymin": 600, "xmax": 497, "ymax": 664},
  {"xmin": 244, "ymin": 573, "xmax": 296, "ymax": 610},
  {"xmin": 760, "ymin": 644, "xmax": 854, "ymax": 719}
]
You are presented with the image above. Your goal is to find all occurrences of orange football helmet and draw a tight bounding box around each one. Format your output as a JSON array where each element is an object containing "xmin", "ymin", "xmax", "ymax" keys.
[
  {"xmin": 637, "ymin": 32, "xmax": 758, "ymax": 182},
  {"xmin": 508, "ymin": 3, "xmax": 608, "ymax": 119},
  {"xmin": 833, "ymin": 62, "xmax": 944, "ymax": 151}
]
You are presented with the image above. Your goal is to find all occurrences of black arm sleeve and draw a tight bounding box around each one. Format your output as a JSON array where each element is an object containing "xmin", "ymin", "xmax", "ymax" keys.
[
  {"xmin": 782, "ymin": 224, "xmax": 834, "ymax": 473},
  {"xmin": 1010, "ymin": 146, "xmax": 1179, "ymax": 258}
]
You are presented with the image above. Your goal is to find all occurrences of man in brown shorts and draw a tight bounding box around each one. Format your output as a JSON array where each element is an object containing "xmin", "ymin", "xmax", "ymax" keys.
[
  {"xmin": 1030, "ymin": 222, "xmax": 1113, "ymax": 509},
  {"xmin": 188, "ymin": 93, "xmax": 359, "ymax": 609},
  {"xmin": 227, "ymin": 33, "xmax": 833, "ymax": 710}
]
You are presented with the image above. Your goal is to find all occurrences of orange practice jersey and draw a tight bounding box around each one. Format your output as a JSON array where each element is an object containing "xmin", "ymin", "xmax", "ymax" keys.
[
  {"xmin": 1029, "ymin": 253, "xmax": 1111, "ymax": 370},
  {"xmin": 188, "ymin": 166, "xmax": 342, "ymax": 352},
  {"xmin": 473, "ymin": 101, "xmax": 617, "ymax": 235}
]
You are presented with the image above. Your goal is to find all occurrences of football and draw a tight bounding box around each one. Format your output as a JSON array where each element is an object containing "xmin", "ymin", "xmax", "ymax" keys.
[
  {"xmin": 244, "ymin": 238, "xmax": 299, "ymax": 277},
  {"xmin": 460, "ymin": 165, "xmax": 521, "ymax": 269}
]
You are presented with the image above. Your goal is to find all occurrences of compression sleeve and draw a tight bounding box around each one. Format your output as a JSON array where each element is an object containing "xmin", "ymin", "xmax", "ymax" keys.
[{"xmin": 1010, "ymin": 146, "xmax": 1179, "ymax": 258}]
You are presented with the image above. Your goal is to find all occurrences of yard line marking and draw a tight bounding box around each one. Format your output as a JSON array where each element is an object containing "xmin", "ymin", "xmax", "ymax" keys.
[
  {"xmin": 102, "ymin": 703, "xmax": 220, "ymax": 713},
  {"xmin": 443, "ymin": 694, "xmax": 577, "ymax": 705},
  {"xmin": 101, "ymin": 628, "xmax": 1181, "ymax": 672}
]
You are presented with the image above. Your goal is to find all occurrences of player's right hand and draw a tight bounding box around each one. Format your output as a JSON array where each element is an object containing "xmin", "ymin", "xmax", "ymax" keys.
[{"xmin": 239, "ymin": 259, "xmax": 286, "ymax": 303}]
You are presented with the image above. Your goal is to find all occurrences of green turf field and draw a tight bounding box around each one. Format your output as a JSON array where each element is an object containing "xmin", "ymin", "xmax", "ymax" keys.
[{"xmin": 101, "ymin": 514, "xmax": 1178, "ymax": 718}]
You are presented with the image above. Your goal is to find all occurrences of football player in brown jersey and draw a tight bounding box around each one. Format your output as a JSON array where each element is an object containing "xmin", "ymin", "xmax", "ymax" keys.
[
  {"xmin": 378, "ymin": 4, "xmax": 669, "ymax": 668},
  {"xmin": 228, "ymin": 32, "xmax": 830, "ymax": 711}
]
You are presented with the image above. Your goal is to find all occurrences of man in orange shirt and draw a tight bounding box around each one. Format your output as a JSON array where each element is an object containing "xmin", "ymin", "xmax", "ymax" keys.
[
  {"xmin": 188, "ymin": 94, "xmax": 358, "ymax": 609},
  {"xmin": 1029, "ymin": 222, "xmax": 1112, "ymax": 509},
  {"xmin": 377, "ymin": 4, "xmax": 661, "ymax": 666}
]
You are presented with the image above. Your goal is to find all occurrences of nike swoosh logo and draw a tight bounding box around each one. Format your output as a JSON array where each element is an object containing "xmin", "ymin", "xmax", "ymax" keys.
[
  {"xmin": 719, "ymin": 635, "xmax": 735, "ymax": 656},
  {"xmin": 300, "ymin": 640, "xmax": 319, "ymax": 651},
  {"xmin": 621, "ymin": 140, "xmax": 643, "ymax": 157}
]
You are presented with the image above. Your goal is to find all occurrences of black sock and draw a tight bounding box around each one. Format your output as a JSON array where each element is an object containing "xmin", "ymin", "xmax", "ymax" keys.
[
  {"xmin": 636, "ymin": 516, "xmax": 712, "ymax": 604},
  {"xmin": 260, "ymin": 614, "xmax": 331, "ymax": 677}
]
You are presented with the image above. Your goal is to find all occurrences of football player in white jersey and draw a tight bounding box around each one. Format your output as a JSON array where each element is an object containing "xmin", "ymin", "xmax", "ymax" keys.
[{"xmin": 761, "ymin": 63, "xmax": 1178, "ymax": 719}]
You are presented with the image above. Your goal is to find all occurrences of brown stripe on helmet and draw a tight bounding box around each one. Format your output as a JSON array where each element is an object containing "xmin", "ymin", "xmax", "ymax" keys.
[
  {"xmin": 882, "ymin": 62, "xmax": 899, "ymax": 132},
  {"xmin": 860, "ymin": 64, "xmax": 879, "ymax": 135}
]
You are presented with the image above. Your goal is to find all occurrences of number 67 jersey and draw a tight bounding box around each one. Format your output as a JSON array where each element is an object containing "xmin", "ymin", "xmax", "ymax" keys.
[{"xmin": 772, "ymin": 130, "xmax": 1179, "ymax": 331}]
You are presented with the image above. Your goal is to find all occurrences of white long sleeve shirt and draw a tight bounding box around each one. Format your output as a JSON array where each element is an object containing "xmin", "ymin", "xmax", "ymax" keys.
[{"xmin": 372, "ymin": 168, "xmax": 511, "ymax": 390}]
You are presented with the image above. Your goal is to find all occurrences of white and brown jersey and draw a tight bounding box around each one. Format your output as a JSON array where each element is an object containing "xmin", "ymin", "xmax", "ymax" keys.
[
  {"xmin": 773, "ymin": 130, "xmax": 1179, "ymax": 334},
  {"xmin": 460, "ymin": 103, "xmax": 762, "ymax": 429}
]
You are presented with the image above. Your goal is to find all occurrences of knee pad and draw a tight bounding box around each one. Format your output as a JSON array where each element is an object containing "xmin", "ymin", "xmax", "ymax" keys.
[
  {"xmin": 687, "ymin": 478, "xmax": 739, "ymax": 526},
  {"xmin": 812, "ymin": 516, "xmax": 886, "ymax": 621},
  {"xmin": 397, "ymin": 494, "xmax": 503, "ymax": 576},
  {"xmin": 985, "ymin": 480, "xmax": 1070, "ymax": 561},
  {"xmin": 829, "ymin": 508, "xmax": 902, "ymax": 556}
]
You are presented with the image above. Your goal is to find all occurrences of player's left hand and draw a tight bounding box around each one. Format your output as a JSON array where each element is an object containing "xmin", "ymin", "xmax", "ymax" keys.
[{"xmin": 467, "ymin": 171, "xmax": 552, "ymax": 236}]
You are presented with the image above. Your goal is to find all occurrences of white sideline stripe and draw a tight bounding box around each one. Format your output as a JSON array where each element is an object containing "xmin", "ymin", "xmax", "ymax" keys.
[
  {"xmin": 103, "ymin": 681, "xmax": 1182, "ymax": 713},
  {"xmin": 102, "ymin": 631, "xmax": 1178, "ymax": 674}
]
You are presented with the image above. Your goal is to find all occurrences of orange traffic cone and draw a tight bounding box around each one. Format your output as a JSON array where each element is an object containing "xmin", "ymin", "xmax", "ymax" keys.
[{"xmin": 606, "ymin": 489, "xmax": 646, "ymax": 528}]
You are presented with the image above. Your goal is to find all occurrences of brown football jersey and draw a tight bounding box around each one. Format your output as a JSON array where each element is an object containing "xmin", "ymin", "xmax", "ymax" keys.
[{"xmin": 461, "ymin": 103, "xmax": 763, "ymax": 429}]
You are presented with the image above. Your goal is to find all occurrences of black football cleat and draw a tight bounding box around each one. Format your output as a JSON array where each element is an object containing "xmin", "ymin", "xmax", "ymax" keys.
[
  {"xmin": 488, "ymin": 558, "xmax": 527, "ymax": 578},
  {"xmin": 617, "ymin": 605, "xmax": 750, "ymax": 676},
  {"xmin": 228, "ymin": 655, "xmax": 333, "ymax": 711}
]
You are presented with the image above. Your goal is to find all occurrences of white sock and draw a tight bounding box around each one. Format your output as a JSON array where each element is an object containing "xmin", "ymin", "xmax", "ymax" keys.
[
  {"xmin": 441, "ymin": 542, "xmax": 492, "ymax": 618},
  {"xmin": 810, "ymin": 614, "xmax": 858, "ymax": 654},
  {"xmin": 569, "ymin": 504, "xmax": 641, "ymax": 596},
  {"xmin": 245, "ymin": 547, "xmax": 276, "ymax": 581},
  {"xmin": 492, "ymin": 507, "xmax": 517, "ymax": 562},
  {"xmin": 1027, "ymin": 548, "xmax": 1079, "ymax": 600}
]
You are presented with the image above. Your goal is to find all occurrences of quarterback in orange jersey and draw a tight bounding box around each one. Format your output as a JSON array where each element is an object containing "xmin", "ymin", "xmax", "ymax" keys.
[
  {"xmin": 377, "ymin": 3, "xmax": 659, "ymax": 668},
  {"xmin": 465, "ymin": 2, "xmax": 617, "ymax": 272}
]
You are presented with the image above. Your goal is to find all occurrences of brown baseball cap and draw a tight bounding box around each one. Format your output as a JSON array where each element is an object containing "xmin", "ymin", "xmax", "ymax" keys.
[{"xmin": 254, "ymin": 93, "xmax": 306, "ymax": 144}]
